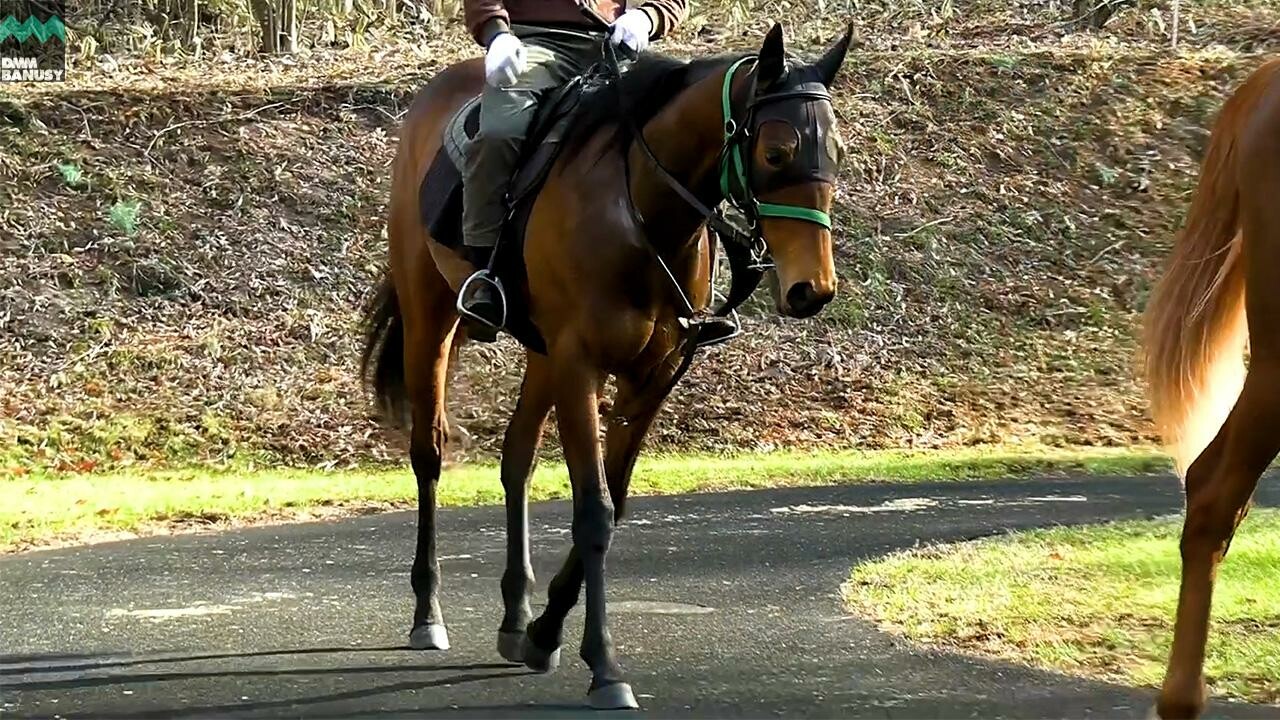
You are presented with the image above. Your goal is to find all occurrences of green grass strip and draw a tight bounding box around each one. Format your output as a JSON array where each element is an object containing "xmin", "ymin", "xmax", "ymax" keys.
[
  {"xmin": 845, "ymin": 510, "xmax": 1280, "ymax": 704},
  {"xmin": 2, "ymin": 445, "xmax": 1167, "ymax": 552}
]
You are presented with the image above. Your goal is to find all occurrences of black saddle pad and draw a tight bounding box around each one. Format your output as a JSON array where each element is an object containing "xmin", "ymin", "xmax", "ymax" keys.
[{"xmin": 418, "ymin": 79, "xmax": 587, "ymax": 355}]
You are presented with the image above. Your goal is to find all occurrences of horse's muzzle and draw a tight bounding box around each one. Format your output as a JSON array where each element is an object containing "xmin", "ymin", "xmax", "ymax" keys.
[{"xmin": 783, "ymin": 281, "xmax": 833, "ymax": 318}]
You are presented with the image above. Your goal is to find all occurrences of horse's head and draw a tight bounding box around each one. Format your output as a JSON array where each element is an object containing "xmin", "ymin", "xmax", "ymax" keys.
[{"xmin": 727, "ymin": 23, "xmax": 850, "ymax": 319}]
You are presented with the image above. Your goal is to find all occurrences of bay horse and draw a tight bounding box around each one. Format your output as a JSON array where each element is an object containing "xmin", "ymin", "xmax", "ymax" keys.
[
  {"xmin": 1143, "ymin": 57, "xmax": 1280, "ymax": 719},
  {"xmin": 361, "ymin": 23, "xmax": 850, "ymax": 708}
]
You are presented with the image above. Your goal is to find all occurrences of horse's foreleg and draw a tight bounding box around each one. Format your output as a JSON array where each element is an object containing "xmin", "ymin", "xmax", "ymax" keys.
[
  {"xmin": 496, "ymin": 353, "xmax": 555, "ymax": 662},
  {"xmin": 520, "ymin": 374, "xmax": 668, "ymax": 685},
  {"xmin": 548, "ymin": 356, "xmax": 635, "ymax": 708},
  {"xmin": 602, "ymin": 375, "xmax": 668, "ymax": 523}
]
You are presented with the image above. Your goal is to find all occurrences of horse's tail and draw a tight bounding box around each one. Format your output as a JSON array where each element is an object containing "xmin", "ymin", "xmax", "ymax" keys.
[
  {"xmin": 1142, "ymin": 88, "xmax": 1251, "ymax": 478},
  {"xmin": 360, "ymin": 272, "xmax": 410, "ymax": 429}
]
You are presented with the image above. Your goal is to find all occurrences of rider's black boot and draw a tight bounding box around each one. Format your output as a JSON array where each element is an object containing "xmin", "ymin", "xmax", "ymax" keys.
[
  {"xmin": 689, "ymin": 316, "xmax": 739, "ymax": 346},
  {"xmin": 458, "ymin": 245, "xmax": 504, "ymax": 342}
]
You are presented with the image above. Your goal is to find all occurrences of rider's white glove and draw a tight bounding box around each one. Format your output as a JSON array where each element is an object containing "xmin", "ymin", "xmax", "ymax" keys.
[
  {"xmin": 609, "ymin": 9, "xmax": 653, "ymax": 54},
  {"xmin": 484, "ymin": 32, "xmax": 527, "ymax": 88}
]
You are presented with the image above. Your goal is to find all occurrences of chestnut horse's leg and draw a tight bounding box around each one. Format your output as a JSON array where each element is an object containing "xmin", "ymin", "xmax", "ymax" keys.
[
  {"xmin": 523, "ymin": 545, "xmax": 582, "ymax": 672},
  {"xmin": 401, "ymin": 269, "xmax": 460, "ymax": 651},
  {"xmin": 496, "ymin": 353, "xmax": 555, "ymax": 662},
  {"xmin": 522, "ymin": 373, "xmax": 668, "ymax": 703},
  {"xmin": 1157, "ymin": 369, "xmax": 1277, "ymax": 718},
  {"xmin": 1158, "ymin": 144, "xmax": 1280, "ymax": 720}
]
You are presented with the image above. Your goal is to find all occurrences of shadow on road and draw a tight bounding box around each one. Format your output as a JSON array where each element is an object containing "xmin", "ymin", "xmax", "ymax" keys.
[
  {"xmin": 3, "ymin": 646, "xmax": 534, "ymax": 719},
  {"xmin": 0, "ymin": 644, "xmax": 454, "ymax": 676}
]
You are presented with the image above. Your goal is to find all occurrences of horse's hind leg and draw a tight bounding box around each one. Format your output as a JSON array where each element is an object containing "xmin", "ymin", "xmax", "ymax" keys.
[
  {"xmin": 1157, "ymin": 363, "xmax": 1279, "ymax": 718},
  {"xmin": 400, "ymin": 261, "xmax": 460, "ymax": 651},
  {"xmin": 496, "ymin": 353, "xmax": 555, "ymax": 662},
  {"xmin": 1158, "ymin": 135, "xmax": 1280, "ymax": 720}
]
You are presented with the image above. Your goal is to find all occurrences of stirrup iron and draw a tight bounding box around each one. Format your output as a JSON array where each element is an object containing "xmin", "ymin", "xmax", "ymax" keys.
[
  {"xmin": 456, "ymin": 270, "xmax": 508, "ymax": 330},
  {"xmin": 678, "ymin": 307, "xmax": 742, "ymax": 349}
]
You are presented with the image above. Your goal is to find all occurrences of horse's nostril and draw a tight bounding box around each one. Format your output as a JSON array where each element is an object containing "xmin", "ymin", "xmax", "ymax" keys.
[
  {"xmin": 785, "ymin": 281, "xmax": 831, "ymax": 318},
  {"xmin": 787, "ymin": 281, "xmax": 815, "ymax": 312}
]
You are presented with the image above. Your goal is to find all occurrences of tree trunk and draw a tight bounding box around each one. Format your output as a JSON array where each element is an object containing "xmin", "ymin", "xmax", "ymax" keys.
[
  {"xmin": 1072, "ymin": 0, "xmax": 1131, "ymax": 29},
  {"xmin": 251, "ymin": 0, "xmax": 296, "ymax": 53},
  {"xmin": 251, "ymin": 0, "xmax": 279, "ymax": 52},
  {"xmin": 182, "ymin": 0, "xmax": 198, "ymax": 48},
  {"xmin": 279, "ymin": 0, "xmax": 297, "ymax": 52}
]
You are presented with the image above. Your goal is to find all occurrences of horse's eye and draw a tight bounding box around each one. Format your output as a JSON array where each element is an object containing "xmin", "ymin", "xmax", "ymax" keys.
[{"xmin": 764, "ymin": 148, "xmax": 787, "ymax": 167}]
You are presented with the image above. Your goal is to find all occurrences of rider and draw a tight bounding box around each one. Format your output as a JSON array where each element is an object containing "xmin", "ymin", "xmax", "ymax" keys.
[{"xmin": 457, "ymin": 0, "xmax": 688, "ymax": 335}]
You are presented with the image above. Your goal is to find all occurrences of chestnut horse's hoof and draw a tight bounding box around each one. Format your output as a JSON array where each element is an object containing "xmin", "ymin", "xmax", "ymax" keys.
[
  {"xmin": 587, "ymin": 682, "xmax": 639, "ymax": 710},
  {"xmin": 1155, "ymin": 677, "xmax": 1208, "ymax": 719},
  {"xmin": 520, "ymin": 633, "xmax": 561, "ymax": 673},
  {"xmin": 408, "ymin": 623, "xmax": 450, "ymax": 650},
  {"xmin": 496, "ymin": 630, "xmax": 524, "ymax": 663},
  {"xmin": 1152, "ymin": 700, "xmax": 1204, "ymax": 720}
]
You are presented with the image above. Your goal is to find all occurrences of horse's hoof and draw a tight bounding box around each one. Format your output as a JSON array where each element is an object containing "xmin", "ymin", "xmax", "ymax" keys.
[
  {"xmin": 587, "ymin": 682, "xmax": 639, "ymax": 710},
  {"xmin": 408, "ymin": 623, "xmax": 450, "ymax": 650},
  {"xmin": 520, "ymin": 633, "xmax": 561, "ymax": 673},
  {"xmin": 497, "ymin": 631, "xmax": 524, "ymax": 663}
]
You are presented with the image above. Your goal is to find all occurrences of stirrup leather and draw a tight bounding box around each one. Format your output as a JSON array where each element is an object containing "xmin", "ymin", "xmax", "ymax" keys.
[{"xmin": 456, "ymin": 270, "xmax": 508, "ymax": 330}]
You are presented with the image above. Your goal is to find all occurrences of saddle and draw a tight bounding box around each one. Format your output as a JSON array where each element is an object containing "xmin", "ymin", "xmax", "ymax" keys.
[{"xmin": 418, "ymin": 79, "xmax": 589, "ymax": 355}]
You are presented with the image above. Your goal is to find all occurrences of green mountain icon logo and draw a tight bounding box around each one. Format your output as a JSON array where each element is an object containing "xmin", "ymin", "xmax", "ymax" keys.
[{"xmin": 0, "ymin": 15, "xmax": 66, "ymax": 44}]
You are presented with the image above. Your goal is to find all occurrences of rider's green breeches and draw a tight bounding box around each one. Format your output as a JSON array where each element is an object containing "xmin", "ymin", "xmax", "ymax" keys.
[{"xmin": 462, "ymin": 25, "xmax": 600, "ymax": 250}]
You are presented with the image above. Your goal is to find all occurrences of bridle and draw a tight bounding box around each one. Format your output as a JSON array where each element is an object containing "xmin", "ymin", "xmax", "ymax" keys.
[
  {"xmin": 591, "ymin": 41, "xmax": 838, "ymax": 325},
  {"xmin": 576, "ymin": 38, "xmax": 839, "ymax": 423},
  {"xmin": 718, "ymin": 56, "xmax": 836, "ymax": 236}
]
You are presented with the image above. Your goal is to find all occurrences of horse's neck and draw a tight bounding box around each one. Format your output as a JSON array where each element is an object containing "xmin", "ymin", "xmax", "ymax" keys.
[{"xmin": 627, "ymin": 62, "xmax": 749, "ymax": 251}]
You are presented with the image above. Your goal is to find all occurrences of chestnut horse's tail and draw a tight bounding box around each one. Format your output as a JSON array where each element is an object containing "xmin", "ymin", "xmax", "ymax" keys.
[
  {"xmin": 360, "ymin": 273, "xmax": 410, "ymax": 428},
  {"xmin": 1142, "ymin": 89, "xmax": 1252, "ymax": 478}
]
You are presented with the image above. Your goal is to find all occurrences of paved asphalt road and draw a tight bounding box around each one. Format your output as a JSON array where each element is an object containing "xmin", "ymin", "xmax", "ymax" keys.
[{"xmin": 2, "ymin": 476, "xmax": 1278, "ymax": 719}]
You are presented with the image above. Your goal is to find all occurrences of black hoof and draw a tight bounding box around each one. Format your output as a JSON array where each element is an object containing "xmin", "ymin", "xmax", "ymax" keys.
[
  {"xmin": 497, "ymin": 631, "xmax": 524, "ymax": 663},
  {"xmin": 520, "ymin": 633, "xmax": 561, "ymax": 673}
]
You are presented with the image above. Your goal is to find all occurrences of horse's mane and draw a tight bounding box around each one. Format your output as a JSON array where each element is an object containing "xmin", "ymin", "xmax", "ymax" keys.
[{"xmin": 565, "ymin": 50, "xmax": 752, "ymax": 156}]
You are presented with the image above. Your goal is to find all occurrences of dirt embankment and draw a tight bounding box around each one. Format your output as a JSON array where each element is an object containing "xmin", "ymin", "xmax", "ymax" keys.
[{"xmin": 2, "ymin": 4, "xmax": 1277, "ymax": 473}]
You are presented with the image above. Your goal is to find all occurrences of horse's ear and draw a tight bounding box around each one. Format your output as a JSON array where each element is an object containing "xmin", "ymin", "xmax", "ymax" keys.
[
  {"xmin": 813, "ymin": 22, "xmax": 853, "ymax": 86},
  {"xmin": 758, "ymin": 23, "xmax": 786, "ymax": 87}
]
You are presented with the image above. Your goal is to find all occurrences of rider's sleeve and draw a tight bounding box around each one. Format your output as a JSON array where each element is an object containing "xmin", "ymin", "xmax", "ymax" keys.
[
  {"xmin": 465, "ymin": 0, "xmax": 510, "ymax": 46},
  {"xmin": 636, "ymin": 0, "xmax": 688, "ymax": 40}
]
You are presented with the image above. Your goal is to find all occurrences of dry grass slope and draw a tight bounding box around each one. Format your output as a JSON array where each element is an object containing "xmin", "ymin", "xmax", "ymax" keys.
[{"xmin": 1, "ymin": 1, "xmax": 1277, "ymax": 473}]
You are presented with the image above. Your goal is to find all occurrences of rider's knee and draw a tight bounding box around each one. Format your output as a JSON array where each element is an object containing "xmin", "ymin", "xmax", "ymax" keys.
[{"xmin": 478, "ymin": 90, "xmax": 537, "ymax": 142}]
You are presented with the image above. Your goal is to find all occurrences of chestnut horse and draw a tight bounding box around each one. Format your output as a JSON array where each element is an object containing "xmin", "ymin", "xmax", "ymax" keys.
[
  {"xmin": 361, "ymin": 24, "xmax": 850, "ymax": 708},
  {"xmin": 1143, "ymin": 57, "xmax": 1280, "ymax": 719}
]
